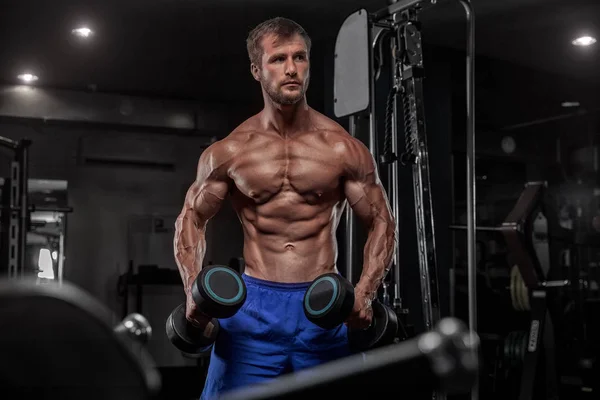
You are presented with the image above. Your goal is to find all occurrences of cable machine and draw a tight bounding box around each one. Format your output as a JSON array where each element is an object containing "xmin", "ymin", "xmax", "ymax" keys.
[{"xmin": 334, "ymin": 0, "xmax": 475, "ymax": 398}]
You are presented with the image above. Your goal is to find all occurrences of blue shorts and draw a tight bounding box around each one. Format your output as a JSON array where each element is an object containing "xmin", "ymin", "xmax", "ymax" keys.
[{"xmin": 200, "ymin": 274, "xmax": 351, "ymax": 399}]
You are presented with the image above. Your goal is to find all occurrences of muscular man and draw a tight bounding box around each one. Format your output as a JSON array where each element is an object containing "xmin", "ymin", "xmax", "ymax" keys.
[{"xmin": 174, "ymin": 17, "xmax": 396, "ymax": 399}]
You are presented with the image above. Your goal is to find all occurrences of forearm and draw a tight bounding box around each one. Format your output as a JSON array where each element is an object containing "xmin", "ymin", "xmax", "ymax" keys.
[
  {"xmin": 355, "ymin": 219, "xmax": 396, "ymax": 299},
  {"xmin": 173, "ymin": 208, "xmax": 207, "ymax": 295}
]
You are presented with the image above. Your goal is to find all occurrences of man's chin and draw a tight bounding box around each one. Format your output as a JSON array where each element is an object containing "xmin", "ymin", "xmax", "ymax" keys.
[{"xmin": 276, "ymin": 94, "xmax": 303, "ymax": 105}]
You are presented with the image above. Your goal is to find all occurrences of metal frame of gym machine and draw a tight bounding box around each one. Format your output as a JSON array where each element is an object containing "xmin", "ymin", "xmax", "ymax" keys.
[
  {"xmin": 0, "ymin": 135, "xmax": 31, "ymax": 279},
  {"xmin": 335, "ymin": 0, "xmax": 475, "ymax": 398},
  {"xmin": 0, "ymin": 135, "xmax": 72, "ymax": 282},
  {"xmin": 451, "ymin": 181, "xmax": 564, "ymax": 399}
]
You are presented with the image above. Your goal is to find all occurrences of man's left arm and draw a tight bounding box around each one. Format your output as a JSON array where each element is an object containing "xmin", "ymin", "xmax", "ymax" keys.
[{"xmin": 343, "ymin": 136, "xmax": 397, "ymax": 313}]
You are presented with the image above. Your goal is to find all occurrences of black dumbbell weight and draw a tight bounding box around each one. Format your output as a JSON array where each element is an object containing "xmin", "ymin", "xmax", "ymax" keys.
[
  {"xmin": 303, "ymin": 273, "xmax": 355, "ymax": 329},
  {"xmin": 303, "ymin": 273, "xmax": 398, "ymax": 351},
  {"xmin": 166, "ymin": 265, "xmax": 247, "ymax": 355},
  {"xmin": 346, "ymin": 301, "xmax": 398, "ymax": 351}
]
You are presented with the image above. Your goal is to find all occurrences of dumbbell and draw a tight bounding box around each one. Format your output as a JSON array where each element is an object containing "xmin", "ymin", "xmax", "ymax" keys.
[
  {"xmin": 166, "ymin": 264, "xmax": 247, "ymax": 355},
  {"xmin": 114, "ymin": 313, "xmax": 153, "ymax": 361},
  {"xmin": 303, "ymin": 273, "xmax": 398, "ymax": 351},
  {"xmin": 115, "ymin": 313, "xmax": 153, "ymax": 345}
]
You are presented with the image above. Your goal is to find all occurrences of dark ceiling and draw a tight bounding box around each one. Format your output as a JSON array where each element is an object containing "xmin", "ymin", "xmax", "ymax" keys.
[
  {"xmin": 421, "ymin": 0, "xmax": 600, "ymax": 83},
  {"xmin": 0, "ymin": 0, "xmax": 599, "ymax": 121}
]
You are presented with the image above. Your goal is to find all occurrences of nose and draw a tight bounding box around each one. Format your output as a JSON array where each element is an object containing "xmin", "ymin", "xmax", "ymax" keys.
[{"xmin": 285, "ymin": 58, "xmax": 298, "ymax": 77}]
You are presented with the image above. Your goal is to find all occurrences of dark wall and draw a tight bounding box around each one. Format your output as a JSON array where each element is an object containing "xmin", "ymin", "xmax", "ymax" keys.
[{"xmin": 0, "ymin": 119, "xmax": 247, "ymax": 367}]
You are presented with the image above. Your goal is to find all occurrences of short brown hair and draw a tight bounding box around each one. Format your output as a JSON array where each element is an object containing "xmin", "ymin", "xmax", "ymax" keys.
[{"xmin": 246, "ymin": 17, "xmax": 312, "ymax": 66}]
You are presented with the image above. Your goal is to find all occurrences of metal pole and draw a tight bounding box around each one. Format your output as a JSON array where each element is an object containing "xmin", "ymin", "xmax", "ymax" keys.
[
  {"xmin": 457, "ymin": 1, "xmax": 477, "ymax": 399},
  {"xmin": 345, "ymin": 115, "xmax": 357, "ymax": 284},
  {"xmin": 391, "ymin": 108, "xmax": 401, "ymax": 306},
  {"xmin": 0, "ymin": 205, "xmax": 74, "ymax": 213},
  {"xmin": 369, "ymin": 25, "xmax": 378, "ymax": 157},
  {"xmin": 17, "ymin": 140, "xmax": 30, "ymax": 279},
  {"xmin": 0, "ymin": 135, "xmax": 19, "ymax": 150},
  {"xmin": 58, "ymin": 215, "xmax": 67, "ymax": 286},
  {"xmin": 449, "ymin": 225, "xmax": 499, "ymax": 232},
  {"xmin": 450, "ymin": 153, "xmax": 456, "ymax": 318},
  {"xmin": 7, "ymin": 162, "xmax": 20, "ymax": 278},
  {"xmin": 390, "ymin": 33, "xmax": 402, "ymax": 309}
]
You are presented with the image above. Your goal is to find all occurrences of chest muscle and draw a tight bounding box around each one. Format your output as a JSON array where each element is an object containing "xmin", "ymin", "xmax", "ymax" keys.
[{"xmin": 230, "ymin": 136, "xmax": 342, "ymax": 203}]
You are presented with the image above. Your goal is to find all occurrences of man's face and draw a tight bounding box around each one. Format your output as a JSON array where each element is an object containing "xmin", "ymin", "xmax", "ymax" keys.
[{"xmin": 252, "ymin": 33, "xmax": 310, "ymax": 105}]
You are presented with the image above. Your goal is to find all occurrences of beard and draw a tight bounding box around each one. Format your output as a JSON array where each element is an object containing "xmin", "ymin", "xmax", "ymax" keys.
[{"xmin": 262, "ymin": 76, "xmax": 309, "ymax": 105}]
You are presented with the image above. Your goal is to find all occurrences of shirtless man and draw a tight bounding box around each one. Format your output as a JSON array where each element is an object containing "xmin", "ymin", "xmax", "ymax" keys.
[{"xmin": 174, "ymin": 17, "xmax": 396, "ymax": 399}]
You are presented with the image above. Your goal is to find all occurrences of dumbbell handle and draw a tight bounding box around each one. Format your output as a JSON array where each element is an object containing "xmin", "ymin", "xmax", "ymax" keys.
[{"xmin": 359, "ymin": 297, "xmax": 375, "ymax": 330}]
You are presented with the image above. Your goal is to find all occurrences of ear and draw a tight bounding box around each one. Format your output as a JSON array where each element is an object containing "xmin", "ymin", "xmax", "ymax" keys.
[{"xmin": 250, "ymin": 63, "xmax": 261, "ymax": 81}]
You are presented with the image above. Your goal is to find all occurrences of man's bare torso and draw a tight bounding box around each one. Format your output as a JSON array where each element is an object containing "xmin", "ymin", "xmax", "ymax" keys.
[{"xmin": 221, "ymin": 108, "xmax": 352, "ymax": 283}]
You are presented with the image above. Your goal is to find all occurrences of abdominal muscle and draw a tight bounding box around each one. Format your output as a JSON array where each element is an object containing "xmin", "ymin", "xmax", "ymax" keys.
[{"xmin": 233, "ymin": 192, "xmax": 343, "ymax": 283}]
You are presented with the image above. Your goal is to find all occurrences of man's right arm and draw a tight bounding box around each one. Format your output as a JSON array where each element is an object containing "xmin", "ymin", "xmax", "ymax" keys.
[{"xmin": 174, "ymin": 143, "xmax": 231, "ymax": 297}]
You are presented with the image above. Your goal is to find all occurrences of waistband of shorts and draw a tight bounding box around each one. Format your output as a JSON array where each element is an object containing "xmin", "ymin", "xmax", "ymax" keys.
[{"xmin": 242, "ymin": 274, "xmax": 312, "ymax": 291}]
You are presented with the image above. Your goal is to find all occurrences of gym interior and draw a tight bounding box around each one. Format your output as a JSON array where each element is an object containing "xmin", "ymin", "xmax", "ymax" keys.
[{"xmin": 0, "ymin": 0, "xmax": 598, "ymax": 399}]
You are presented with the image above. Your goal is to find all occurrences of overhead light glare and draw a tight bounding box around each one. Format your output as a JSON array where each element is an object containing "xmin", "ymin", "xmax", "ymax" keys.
[
  {"xmin": 561, "ymin": 101, "xmax": 580, "ymax": 108},
  {"xmin": 18, "ymin": 73, "xmax": 39, "ymax": 84},
  {"xmin": 72, "ymin": 27, "xmax": 94, "ymax": 38},
  {"xmin": 572, "ymin": 35, "xmax": 596, "ymax": 46}
]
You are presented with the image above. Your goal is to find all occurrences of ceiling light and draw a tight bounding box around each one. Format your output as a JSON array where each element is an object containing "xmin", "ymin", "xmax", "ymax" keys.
[
  {"xmin": 18, "ymin": 73, "xmax": 39, "ymax": 84},
  {"xmin": 72, "ymin": 27, "xmax": 94, "ymax": 38},
  {"xmin": 501, "ymin": 136, "xmax": 516, "ymax": 154},
  {"xmin": 561, "ymin": 101, "xmax": 580, "ymax": 108},
  {"xmin": 572, "ymin": 35, "xmax": 596, "ymax": 46}
]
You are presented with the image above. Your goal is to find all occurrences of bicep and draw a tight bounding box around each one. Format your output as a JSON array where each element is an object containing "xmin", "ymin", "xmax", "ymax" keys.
[
  {"xmin": 184, "ymin": 177, "xmax": 229, "ymax": 226},
  {"xmin": 344, "ymin": 175, "xmax": 391, "ymax": 227},
  {"xmin": 181, "ymin": 143, "xmax": 231, "ymax": 226}
]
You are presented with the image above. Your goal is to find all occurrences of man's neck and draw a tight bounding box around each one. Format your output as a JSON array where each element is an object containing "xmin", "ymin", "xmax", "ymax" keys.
[{"xmin": 261, "ymin": 96, "xmax": 311, "ymax": 136}]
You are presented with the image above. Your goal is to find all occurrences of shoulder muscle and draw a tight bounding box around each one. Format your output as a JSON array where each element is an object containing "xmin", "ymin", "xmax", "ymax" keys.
[
  {"xmin": 185, "ymin": 139, "xmax": 235, "ymax": 222},
  {"xmin": 335, "ymin": 133, "xmax": 377, "ymax": 182}
]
